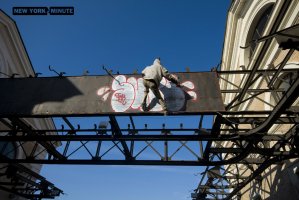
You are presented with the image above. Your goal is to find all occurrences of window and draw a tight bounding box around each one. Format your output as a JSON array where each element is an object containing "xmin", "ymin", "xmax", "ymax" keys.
[{"xmin": 245, "ymin": 4, "xmax": 274, "ymax": 63}]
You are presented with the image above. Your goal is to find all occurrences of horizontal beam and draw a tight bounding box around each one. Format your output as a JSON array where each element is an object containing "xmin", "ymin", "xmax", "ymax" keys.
[
  {"xmin": 0, "ymin": 133, "xmax": 287, "ymax": 142},
  {"xmin": 197, "ymin": 185, "xmax": 236, "ymax": 189},
  {"xmin": 0, "ymin": 72, "xmax": 224, "ymax": 117},
  {"xmin": 225, "ymin": 116, "xmax": 299, "ymax": 124},
  {"xmin": 217, "ymin": 68, "xmax": 298, "ymax": 74},
  {"xmin": 221, "ymin": 88, "xmax": 286, "ymax": 93},
  {"xmin": 209, "ymin": 148, "xmax": 297, "ymax": 156},
  {"xmin": 0, "ymin": 109, "xmax": 298, "ymax": 118},
  {"xmin": 0, "ymin": 158, "xmax": 273, "ymax": 166},
  {"xmin": 0, "ymin": 128, "xmax": 201, "ymax": 133}
]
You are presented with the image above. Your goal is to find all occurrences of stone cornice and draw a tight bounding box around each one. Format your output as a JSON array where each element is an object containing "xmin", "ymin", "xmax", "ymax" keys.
[{"xmin": 0, "ymin": 9, "xmax": 34, "ymax": 76}]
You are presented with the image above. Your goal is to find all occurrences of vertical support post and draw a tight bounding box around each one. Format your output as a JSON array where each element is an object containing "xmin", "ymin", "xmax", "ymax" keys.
[
  {"xmin": 198, "ymin": 115, "xmax": 204, "ymax": 158},
  {"xmin": 164, "ymin": 136, "xmax": 168, "ymax": 161},
  {"xmin": 129, "ymin": 116, "xmax": 136, "ymax": 157},
  {"xmin": 94, "ymin": 132, "xmax": 102, "ymax": 159},
  {"xmin": 163, "ymin": 124, "xmax": 169, "ymax": 161}
]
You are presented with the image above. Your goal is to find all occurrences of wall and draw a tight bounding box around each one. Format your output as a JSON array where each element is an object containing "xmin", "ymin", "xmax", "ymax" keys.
[
  {"xmin": 0, "ymin": 10, "xmax": 57, "ymax": 200},
  {"xmin": 220, "ymin": 0, "xmax": 299, "ymax": 199}
]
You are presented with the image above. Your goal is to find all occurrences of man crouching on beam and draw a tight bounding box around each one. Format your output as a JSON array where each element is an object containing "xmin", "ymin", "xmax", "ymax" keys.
[{"xmin": 141, "ymin": 58, "xmax": 180, "ymax": 112}]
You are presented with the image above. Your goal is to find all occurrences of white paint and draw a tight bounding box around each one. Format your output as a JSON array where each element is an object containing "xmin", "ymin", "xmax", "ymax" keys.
[
  {"xmin": 111, "ymin": 75, "xmax": 135, "ymax": 112},
  {"xmin": 97, "ymin": 86, "xmax": 110, "ymax": 101},
  {"xmin": 187, "ymin": 91, "xmax": 197, "ymax": 100},
  {"xmin": 97, "ymin": 75, "xmax": 197, "ymax": 112},
  {"xmin": 127, "ymin": 77, "xmax": 144, "ymax": 110},
  {"xmin": 181, "ymin": 81, "xmax": 194, "ymax": 89}
]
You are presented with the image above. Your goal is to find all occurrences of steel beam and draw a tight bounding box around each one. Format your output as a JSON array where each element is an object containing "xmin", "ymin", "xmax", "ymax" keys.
[
  {"xmin": 197, "ymin": 185, "xmax": 236, "ymax": 189},
  {"xmin": 7, "ymin": 118, "xmax": 65, "ymax": 160},
  {"xmin": 0, "ymin": 133, "xmax": 286, "ymax": 142},
  {"xmin": 221, "ymin": 88, "xmax": 286, "ymax": 93},
  {"xmin": 224, "ymin": 125, "xmax": 299, "ymax": 199},
  {"xmin": 0, "ymin": 162, "xmax": 62, "ymax": 199},
  {"xmin": 109, "ymin": 116, "xmax": 133, "ymax": 160},
  {"xmin": 209, "ymin": 147, "xmax": 296, "ymax": 156},
  {"xmin": 217, "ymin": 68, "xmax": 298, "ymax": 75},
  {"xmin": 225, "ymin": 116, "xmax": 299, "ymax": 124},
  {"xmin": 242, "ymin": 74, "xmax": 299, "ymax": 135},
  {"xmin": 0, "ymin": 158, "xmax": 276, "ymax": 166},
  {"xmin": 203, "ymin": 114, "xmax": 222, "ymax": 160},
  {"xmin": 267, "ymin": 49, "xmax": 295, "ymax": 88}
]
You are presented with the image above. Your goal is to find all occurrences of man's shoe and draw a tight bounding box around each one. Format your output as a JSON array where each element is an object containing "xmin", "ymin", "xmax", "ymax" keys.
[
  {"xmin": 162, "ymin": 107, "xmax": 168, "ymax": 116},
  {"xmin": 163, "ymin": 110, "xmax": 168, "ymax": 116},
  {"xmin": 142, "ymin": 103, "xmax": 148, "ymax": 112}
]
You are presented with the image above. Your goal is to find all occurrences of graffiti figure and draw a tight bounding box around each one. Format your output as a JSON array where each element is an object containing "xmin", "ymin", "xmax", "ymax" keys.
[
  {"xmin": 97, "ymin": 74, "xmax": 197, "ymax": 112},
  {"xmin": 141, "ymin": 58, "xmax": 180, "ymax": 112}
]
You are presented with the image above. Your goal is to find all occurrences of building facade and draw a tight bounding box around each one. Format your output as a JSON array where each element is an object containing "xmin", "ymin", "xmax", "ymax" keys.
[
  {"xmin": 0, "ymin": 10, "xmax": 60, "ymax": 199},
  {"xmin": 220, "ymin": 0, "xmax": 299, "ymax": 199}
]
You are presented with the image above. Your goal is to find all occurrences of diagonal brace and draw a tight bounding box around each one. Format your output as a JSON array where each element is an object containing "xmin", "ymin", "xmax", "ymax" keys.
[
  {"xmin": 109, "ymin": 116, "xmax": 133, "ymax": 160},
  {"xmin": 8, "ymin": 118, "xmax": 65, "ymax": 160}
]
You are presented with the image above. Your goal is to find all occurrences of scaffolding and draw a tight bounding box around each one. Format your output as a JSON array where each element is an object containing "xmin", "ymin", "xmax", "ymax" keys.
[{"xmin": 0, "ymin": 26, "xmax": 299, "ymax": 200}]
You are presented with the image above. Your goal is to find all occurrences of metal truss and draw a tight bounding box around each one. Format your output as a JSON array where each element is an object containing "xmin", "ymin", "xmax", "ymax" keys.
[
  {"xmin": 0, "ymin": 29, "xmax": 299, "ymax": 200},
  {"xmin": 0, "ymin": 63, "xmax": 298, "ymax": 199},
  {"xmin": 0, "ymin": 162, "xmax": 62, "ymax": 199},
  {"xmin": 192, "ymin": 20, "xmax": 299, "ymax": 199},
  {"xmin": 0, "ymin": 106, "xmax": 298, "ymax": 166}
]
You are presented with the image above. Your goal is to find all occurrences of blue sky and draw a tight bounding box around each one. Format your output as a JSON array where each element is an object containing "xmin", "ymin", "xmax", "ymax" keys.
[{"xmin": 1, "ymin": 1, "xmax": 230, "ymax": 199}]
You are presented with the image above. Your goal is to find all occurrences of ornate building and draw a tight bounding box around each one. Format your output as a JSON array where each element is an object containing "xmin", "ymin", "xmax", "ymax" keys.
[
  {"xmin": 219, "ymin": 0, "xmax": 299, "ymax": 199},
  {"xmin": 0, "ymin": 10, "xmax": 61, "ymax": 200}
]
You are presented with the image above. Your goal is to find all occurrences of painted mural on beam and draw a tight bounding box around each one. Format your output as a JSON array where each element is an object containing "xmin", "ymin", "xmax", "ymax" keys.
[{"xmin": 97, "ymin": 75, "xmax": 197, "ymax": 112}]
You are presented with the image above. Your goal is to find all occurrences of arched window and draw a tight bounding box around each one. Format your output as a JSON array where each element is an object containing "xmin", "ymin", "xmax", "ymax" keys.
[{"xmin": 245, "ymin": 4, "xmax": 274, "ymax": 63}]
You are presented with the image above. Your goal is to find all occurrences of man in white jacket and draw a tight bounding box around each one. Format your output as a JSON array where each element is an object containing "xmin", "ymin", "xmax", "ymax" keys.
[{"xmin": 141, "ymin": 58, "xmax": 180, "ymax": 112}]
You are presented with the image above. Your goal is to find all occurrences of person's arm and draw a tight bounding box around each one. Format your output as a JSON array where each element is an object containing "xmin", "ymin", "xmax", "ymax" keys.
[{"xmin": 161, "ymin": 66, "xmax": 180, "ymax": 86}]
